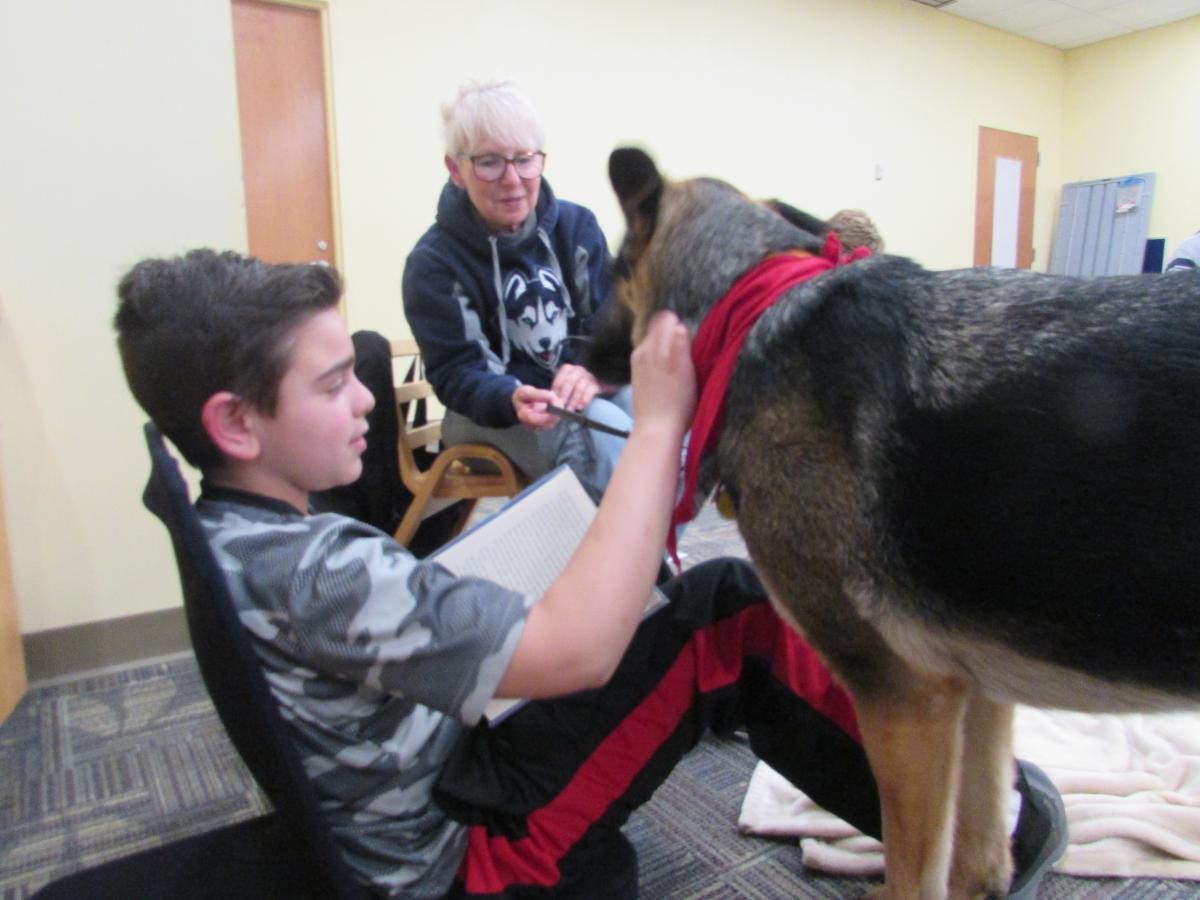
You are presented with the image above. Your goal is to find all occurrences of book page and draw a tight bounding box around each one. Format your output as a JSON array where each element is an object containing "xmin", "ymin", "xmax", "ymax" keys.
[
  {"xmin": 432, "ymin": 466, "xmax": 667, "ymax": 724},
  {"xmin": 433, "ymin": 466, "xmax": 592, "ymax": 600}
]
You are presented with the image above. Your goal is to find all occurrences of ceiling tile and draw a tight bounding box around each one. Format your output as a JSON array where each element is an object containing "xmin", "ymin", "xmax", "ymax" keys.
[
  {"xmin": 1058, "ymin": 0, "xmax": 1130, "ymax": 12},
  {"xmin": 945, "ymin": 0, "xmax": 1038, "ymax": 14},
  {"xmin": 979, "ymin": 1, "xmax": 1076, "ymax": 31},
  {"xmin": 1024, "ymin": 16, "xmax": 1131, "ymax": 46},
  {"xmin": 929, "ymin": 0, "xmax": 1200, "ymax": 48},
  {"xmin": 1098, "ymin": 0, "xmax": 1200, "ymax": 29}
]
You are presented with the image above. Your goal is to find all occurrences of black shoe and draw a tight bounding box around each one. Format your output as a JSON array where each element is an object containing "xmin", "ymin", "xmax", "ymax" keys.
[
  {"xmin": 556, "ymin": 829, "xmax": 638, "ymax": 899},
  {"xmin": 1008, "ymin": 760, "xmax": 1068, "ymax": 899}
]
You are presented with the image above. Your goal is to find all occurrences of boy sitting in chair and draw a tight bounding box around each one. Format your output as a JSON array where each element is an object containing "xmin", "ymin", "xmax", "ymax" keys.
[{"xmin": 113, "ymin": 249, "xmax": 1064, "ymax": 899}]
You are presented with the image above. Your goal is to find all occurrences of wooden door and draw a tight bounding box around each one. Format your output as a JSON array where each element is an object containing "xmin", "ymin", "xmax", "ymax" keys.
[
  {"xmin": 232, "ymin": 0, "xmax": 338, "ymax": 266},
  {"xmin": 974, "ymin": 127, "xmax": 1038, "ymax": 269},
  {"xmin": 0, "ymin": 468, "xmax": 26, "ymax": 723}
]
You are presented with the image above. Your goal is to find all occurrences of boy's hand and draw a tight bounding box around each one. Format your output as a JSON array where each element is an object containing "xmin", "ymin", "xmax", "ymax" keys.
[
  {"xmin": 630, "ymin": 312, "xmax": 695, "ymax": 437},
  {"xmin": 551, "ymin": 364, "xmax": 601, "ymax": 412},
  {"xmin": 512, "ymin": 384, "xmax": 562, "ymax": 431}
]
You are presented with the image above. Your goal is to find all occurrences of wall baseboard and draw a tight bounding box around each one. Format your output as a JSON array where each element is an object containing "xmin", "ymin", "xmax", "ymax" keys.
[{"xmin": 23, "ymin": 607, "xmax": 191, "ymax": 685}]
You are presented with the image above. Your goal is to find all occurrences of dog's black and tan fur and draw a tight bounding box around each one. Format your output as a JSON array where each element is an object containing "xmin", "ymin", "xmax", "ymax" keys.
[{"xmin": 594, "ymin": 147, "xmax": 1200, "ymax": 899}]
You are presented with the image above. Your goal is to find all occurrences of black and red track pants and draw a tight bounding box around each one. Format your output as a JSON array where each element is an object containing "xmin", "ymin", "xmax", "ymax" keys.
[{"xmin": 435, "ymin": 558, "xmax": 880, "ymax": 898}]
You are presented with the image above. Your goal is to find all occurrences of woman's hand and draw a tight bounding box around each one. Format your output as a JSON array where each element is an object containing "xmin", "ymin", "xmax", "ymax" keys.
[
  {"xmin": 512, "ymin": 384, "xmax": 562, "ymax": 431},
  {"xmin": 550, "ymin": 364, "xmax": 601, "ymax": 412}
]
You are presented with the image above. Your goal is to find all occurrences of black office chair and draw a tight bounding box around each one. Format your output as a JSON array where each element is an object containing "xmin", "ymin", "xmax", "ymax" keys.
[{"xmin": 34, "ymin": 424, "xmax": 368, "ymax": 899}]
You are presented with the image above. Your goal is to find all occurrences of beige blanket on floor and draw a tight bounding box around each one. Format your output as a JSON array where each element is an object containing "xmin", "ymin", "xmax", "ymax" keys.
[{"xmin": 738, "ymin": 707, "xmax": 1200, "ymax": 880}]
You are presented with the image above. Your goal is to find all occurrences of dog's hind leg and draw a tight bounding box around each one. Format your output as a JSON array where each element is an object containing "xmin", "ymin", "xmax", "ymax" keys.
[
  {"xmin": 856, "ymin": 674, "xmax": 969, "ymax": 900},
  {"xmin": 949, "ymin": 696, "xmax": 1016, "ymax": 899}
]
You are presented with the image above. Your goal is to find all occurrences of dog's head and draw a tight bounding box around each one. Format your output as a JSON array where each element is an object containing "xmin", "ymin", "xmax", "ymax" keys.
[{"xmin": 590, "ymin": 149, "xmax": 826, "ymax": 382}]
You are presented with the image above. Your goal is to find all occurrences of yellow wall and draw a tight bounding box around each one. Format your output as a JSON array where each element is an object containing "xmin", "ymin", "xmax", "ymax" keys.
[
  {"xmin": 1, "ymin": 1, "xmax": 247, "ymax": 634},
  {"xmin": 0, "ymin": 0, "xmax": 1192, "ymax": 635},
  {"xmin": 1063, "ymin": 18, "xmax": 1200, "ymax": 254},
  {"xmin": 332, "ymin": 0, "xmax": 1067, "ymax": 337}
]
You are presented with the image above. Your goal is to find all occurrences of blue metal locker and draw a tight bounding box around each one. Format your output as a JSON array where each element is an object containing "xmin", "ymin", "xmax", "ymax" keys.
[{"xmin": 1049, "ymin": 173, "xmax": 1155, "ymax": 276}]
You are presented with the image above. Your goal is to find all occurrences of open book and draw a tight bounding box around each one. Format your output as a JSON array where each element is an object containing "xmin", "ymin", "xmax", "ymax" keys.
[{"xmin": 432, "ymin": 465, "xmax": 669, "ymax": 723}]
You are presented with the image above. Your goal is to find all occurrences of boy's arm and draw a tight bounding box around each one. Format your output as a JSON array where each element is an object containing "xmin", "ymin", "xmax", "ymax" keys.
[{"xmin": 495, "ymin": 312, "xmax": 694, "ymax": 699}]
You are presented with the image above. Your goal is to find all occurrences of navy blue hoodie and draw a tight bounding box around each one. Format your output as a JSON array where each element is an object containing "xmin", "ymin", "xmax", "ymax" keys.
[{"xmin": 402, "ymin": 179, "xmax": 612, "ymax": 427}]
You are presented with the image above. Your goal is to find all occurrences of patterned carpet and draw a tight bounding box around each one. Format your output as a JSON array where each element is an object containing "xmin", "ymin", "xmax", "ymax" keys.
[{"xmin": 2, "ymin": 503, "xmax": 1197, "ymax": 898}]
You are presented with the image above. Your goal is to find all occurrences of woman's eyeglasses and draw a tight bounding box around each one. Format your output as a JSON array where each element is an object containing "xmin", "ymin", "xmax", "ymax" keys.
[{"xmin": 467, "ymin": 151, "xmax": 546, "ymax": 182}]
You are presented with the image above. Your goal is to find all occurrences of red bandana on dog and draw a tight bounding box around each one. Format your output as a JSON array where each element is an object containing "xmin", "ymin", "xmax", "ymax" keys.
[{"xmin": 669, "ymin": 231, "xmax": 870, "ymax": 564}]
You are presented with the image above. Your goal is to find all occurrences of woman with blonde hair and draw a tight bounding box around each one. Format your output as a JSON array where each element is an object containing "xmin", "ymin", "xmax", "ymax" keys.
[{"xmin": 403, "ymin": 80, "xmax": 630, "ymax": 502}]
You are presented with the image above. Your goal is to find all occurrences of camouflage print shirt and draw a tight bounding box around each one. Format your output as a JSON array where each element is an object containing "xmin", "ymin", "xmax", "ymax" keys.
[{"xmin": 197, "ymin": 486, "xmax": 531, "ymax": 898}]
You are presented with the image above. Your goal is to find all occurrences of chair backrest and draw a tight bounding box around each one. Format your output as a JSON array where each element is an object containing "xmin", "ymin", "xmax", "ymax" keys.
[
  {"xmin": 388, "ymin": 339, "xmax": 528, "ymax": 547},
  {"xmin": 389, "ymin": 337, "xmax": 446, "ymax": 489},
  {"xmin": 140, "ymin": 423, "xmax": 367, "ymax": 900},
  {"xmin": 311, "ymin": 331, "xmax": 406, "ymax": 534}
]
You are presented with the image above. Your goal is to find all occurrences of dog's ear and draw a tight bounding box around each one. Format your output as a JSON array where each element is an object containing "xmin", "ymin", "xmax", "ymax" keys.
[
  {"xmin": 609, "ymin": 147, "xmax": 663, "ymax": 225},
  {"xmin": 609, "ymin": 147, "xmax": 664, "ymax": 276}
]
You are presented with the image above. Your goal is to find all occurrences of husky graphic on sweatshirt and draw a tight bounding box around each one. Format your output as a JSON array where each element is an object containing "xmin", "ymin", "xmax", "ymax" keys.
[{"xmin": 503, "ymin": 267, "xmax": 571, "ymax": 371}]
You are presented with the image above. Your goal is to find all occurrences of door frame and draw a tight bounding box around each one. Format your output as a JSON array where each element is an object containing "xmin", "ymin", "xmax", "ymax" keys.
[{"xmin": 0, "ymin": 468, "xmax": 26, "ymax": 723}]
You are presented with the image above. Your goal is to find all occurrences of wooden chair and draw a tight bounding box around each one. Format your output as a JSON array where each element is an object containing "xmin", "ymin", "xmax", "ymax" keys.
[{"xmin": 390, "ymin": 338, "xmax": 528, "ymax": 547}]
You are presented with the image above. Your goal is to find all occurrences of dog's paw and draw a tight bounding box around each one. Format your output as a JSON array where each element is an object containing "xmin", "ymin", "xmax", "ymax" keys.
[
  {"xmin": 948, "ymin": 836, "xmax": 1010, "ymax": 900},
  {"xmin": 948, "ymin": 863, "xmax": 1010, "ymax": 900}
]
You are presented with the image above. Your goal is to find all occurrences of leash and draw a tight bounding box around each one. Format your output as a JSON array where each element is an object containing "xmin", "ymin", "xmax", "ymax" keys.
[
  {"xmin": 668, "ymin": 232, "xmax": 870, "ymax": 565},
  {"xmin": 545, "ymin": 403, "xmax": 630, "ymax": 438}
]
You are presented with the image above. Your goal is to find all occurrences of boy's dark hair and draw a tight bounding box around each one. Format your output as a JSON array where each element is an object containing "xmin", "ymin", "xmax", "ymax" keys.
[{"xmin": 114, "ymin": 249, "xmax": 343, "ymax": 469}]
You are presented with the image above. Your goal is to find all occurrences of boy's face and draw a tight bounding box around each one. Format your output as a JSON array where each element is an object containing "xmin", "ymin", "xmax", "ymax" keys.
[{"xmin": 247, "ymin": 308, "xmax": 374, "ymax": 509}]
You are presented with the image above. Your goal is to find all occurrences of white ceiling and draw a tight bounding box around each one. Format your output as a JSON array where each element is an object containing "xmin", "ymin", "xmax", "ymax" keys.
[{"xmin": 921, "ymin": 0, "xmax": 1200, "ymax": 49}]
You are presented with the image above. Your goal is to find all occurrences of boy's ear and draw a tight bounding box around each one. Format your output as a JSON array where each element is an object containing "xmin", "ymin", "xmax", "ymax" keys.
[
  {"xmin": 201, "ymin": 391, "xmax": 260, "ymax": 462},
  {"xmin": 445, "ymin": 154, "xmax": 466, "ymax": 188}
]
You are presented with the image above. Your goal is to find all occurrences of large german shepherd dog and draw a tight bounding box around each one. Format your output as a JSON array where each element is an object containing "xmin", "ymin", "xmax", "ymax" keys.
[{"xmin": 594, "ymin": 147, "xmax": 1200, "ymax": 899}]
